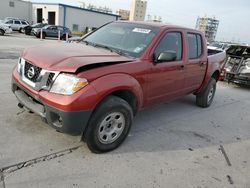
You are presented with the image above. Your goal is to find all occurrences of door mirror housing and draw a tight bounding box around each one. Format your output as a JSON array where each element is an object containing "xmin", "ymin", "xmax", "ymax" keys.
[{"xmin": 154, "ymin": 51, "xmax": 177, "ymax": 63}]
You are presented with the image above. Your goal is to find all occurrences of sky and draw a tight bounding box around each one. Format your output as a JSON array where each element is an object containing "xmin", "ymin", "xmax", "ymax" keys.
[{"xmin": 31, "ymin": 0, "xmax": 250, "ymax": 44}]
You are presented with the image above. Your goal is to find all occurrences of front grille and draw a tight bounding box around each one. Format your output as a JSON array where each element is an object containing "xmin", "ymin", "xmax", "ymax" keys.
[
  {"xmin": 46, "ymin": 73, "xmax": 55, "ymax": 86},
  {"xmin": 231, "ymin": 64, "xmax": 239, "ymax": 73},
  {"xmin": 227, "ymin": 58, "xmax": 242, "ymax": 73},
  {"xmin": 24, "ymin": 61, "xmax": 42, "ymax": 82}
]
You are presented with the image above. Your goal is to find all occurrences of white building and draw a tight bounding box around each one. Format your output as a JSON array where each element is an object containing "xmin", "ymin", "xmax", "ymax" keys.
[
  {"xmin": 129, "ymin": 0, "xmax": 147, "ymax": 21},
  {"xmin": 32, "ymin": 3, "xmax": 120, "ymax": 32},
  {"xmin": 0, "ymin": 0, "xmax": 32, "ymax": 22},
  {"xmin": 0, "ymin": 0, "xmax": 120, "ymax": 32}
]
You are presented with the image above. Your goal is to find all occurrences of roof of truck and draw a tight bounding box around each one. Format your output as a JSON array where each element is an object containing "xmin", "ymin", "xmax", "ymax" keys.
[{"xmin": 117, "ymin": 21, "xmax": 197, "ymax": 31}]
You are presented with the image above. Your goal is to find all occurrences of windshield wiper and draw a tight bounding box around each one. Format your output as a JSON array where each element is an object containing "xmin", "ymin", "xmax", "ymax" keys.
[
  {"xmin": 82, "ymin": 41, "xmax": 131, "ymax": 57},
  {"xmin": 93, "ymin": 43, "xmax": 131, "ymax": 57}
]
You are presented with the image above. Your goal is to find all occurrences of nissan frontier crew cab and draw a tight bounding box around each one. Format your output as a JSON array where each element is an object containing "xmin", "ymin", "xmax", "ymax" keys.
[{"xmin": 12, "ymin": 21, "xmax": 226, "ymax": 153}]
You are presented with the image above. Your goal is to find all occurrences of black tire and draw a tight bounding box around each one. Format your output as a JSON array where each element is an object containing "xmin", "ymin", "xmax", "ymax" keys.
[
  {"xmin": 37, "ymin": 32, "xmax": 46, "ymax": 39},
  {"xmin": 0, "ymin": 29, "xmax": 4, "ymax": 36},
  {"xmin": 196, "ymin": 78, "xmax": 216, "ymax": 108},
  {"xmin": 84, "ymin": 96, "xmax": 133, "ymax": 153},
  {"xmin": 61, "ymin": 34, "xmax": 66, "ymax": 40}
]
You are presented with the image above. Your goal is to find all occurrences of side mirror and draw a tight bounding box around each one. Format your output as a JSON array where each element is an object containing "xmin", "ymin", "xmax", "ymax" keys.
[{"xmin": 154, "ymin": 51, "xmax": 177, "ymax": 63}]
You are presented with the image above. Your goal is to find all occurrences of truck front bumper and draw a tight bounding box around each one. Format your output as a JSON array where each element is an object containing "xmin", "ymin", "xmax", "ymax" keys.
[{"xmin": 12, "ymin": 80, "xmax": 93, "ymax": 135}]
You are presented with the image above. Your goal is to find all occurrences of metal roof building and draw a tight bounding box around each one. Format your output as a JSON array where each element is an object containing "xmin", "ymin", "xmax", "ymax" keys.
[
  {"xmin": 0, "ymin": 0, "xmax": 120, "ymax": 32},
  {"xmin": 32, "ymin": 3, "xmax": 120, "ymax": 32}
]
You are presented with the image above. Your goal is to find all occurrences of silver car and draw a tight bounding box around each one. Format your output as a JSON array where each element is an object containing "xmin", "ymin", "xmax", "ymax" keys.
[
  {"xmin": 0, "ymin": 23, "xmax": 12, "ymax": 35},
  {"xmin": 4, "ymin": 19, "xmax": 29, "ymax": 33}
]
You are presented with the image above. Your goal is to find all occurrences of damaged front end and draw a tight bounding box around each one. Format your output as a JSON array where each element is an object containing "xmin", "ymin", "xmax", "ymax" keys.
[{"xmin": 224, "ymin": 46, "xmax": 250, "ymax": 86}]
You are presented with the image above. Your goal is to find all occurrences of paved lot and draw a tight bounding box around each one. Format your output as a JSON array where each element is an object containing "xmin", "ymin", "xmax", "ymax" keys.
[{"xmin": 0, "ymin": 34, "xmax": 250, "ymax": 188}]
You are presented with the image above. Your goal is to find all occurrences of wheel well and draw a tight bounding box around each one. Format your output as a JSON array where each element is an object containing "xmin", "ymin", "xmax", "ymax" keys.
[
  {"xmin": 211, "ymin": 70, "xmax": 220, "ymax": 81},
  {"xmin": 111, "ymin": 90, "xmax": 138, "ymax": 116}
]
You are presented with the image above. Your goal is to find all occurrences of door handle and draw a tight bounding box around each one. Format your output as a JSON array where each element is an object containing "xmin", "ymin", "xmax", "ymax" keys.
[
  {"xmin": 179, "ymin": 65, "xmax": 185, "ymax": 70},
  {"xmin": 200, "ymin": 62, "xmax": 207, "ymax": 67}
]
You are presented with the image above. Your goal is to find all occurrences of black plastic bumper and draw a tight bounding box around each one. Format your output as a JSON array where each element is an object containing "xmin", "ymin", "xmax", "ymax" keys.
[
  {"xmin": 12, "ymin": 81, "xmax": 92, "ymax": 136},
  {"xmin": 225, "ymin": 73, "xmax": 250, "ymax": 86}
]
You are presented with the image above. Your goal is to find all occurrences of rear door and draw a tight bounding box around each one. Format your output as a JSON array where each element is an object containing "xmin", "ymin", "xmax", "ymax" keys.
[
  {"xmin": 146, "ymin": 30, "xmax": 186, "ymax": 105},
  {"xmin": 46, "ymin": 26, "xmax": 58, "ymax": 37},
  {"xmin": 13, "ymin": 20, "xmax": 21, "ymax": 30},
  {"xmin": 184, "ymin": 33, "xmax": 207, "ymax": 92}
]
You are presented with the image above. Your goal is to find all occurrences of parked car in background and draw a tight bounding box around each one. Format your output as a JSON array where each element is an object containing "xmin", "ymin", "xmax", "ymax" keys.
[
  {"xmin": 223, "ymin": 45, "xmax": 250, "ymax": 86},
  {"xmin": 67, "ymin": 36, "xmax": 82, "ymax": 43},
  {"xmin": 0, "ymin": 22, "xmax": 12, "ymax": 36},
  {"xmin": 33, "ymin": 25, "xmax": 71, "ymax": 40},
  {"xmin": 4, "ymin": 18, "xmax": 29, "ymax": 33},
  {"xmin": 23, "ymin": 23, "xmax": 48, "ymax": 35},
  {"xmin": 208, "ymin": 42, "xmax": 231, "ymax": 51},
  {"xmin": 12, "ymin": 21, "xmax": 226, "ymax": 153}
]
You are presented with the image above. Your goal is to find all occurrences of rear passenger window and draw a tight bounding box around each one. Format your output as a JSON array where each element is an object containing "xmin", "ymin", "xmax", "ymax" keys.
[
  {"xmin": 154, "ymin": 32, "xmax": 182, "ymax": 61},
  {"xmin": 5, "ymin": 20, "xmax": 13, "ymax": 24},
  {"xmin": 188, "ymin": 33, "xmax": 203, "ymax": 59}
]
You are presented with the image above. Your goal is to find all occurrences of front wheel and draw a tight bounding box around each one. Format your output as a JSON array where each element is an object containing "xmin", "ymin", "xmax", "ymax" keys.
[
  {"xmin": 84, "ymin": 96, "xmax": 133, "ymax": 153},
  {"xmin": 0, "ymin": 29, "xmax": 4, "ymax": 36},
  {"xmin": 196, "ymin": 78, "xmax": 216, "ymax": 108}
]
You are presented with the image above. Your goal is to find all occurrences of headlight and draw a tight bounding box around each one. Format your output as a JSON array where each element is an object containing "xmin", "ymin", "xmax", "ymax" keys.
[
  {"xmin": 17, "ymin": 58, "xmax": 25, "ymax": 74},
  {"xmin": 50, "ymin": 73, "xmax": 88, "ymax": 95},
  {"xmin": 245, "ymin": 60, "xmax": 250, "ymax": 69}
]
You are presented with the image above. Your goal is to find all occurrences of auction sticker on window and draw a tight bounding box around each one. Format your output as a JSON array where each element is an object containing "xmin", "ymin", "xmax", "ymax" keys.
[{"xmin": 132, "ymin": 28, "xmax": 151, "ymax": 34}]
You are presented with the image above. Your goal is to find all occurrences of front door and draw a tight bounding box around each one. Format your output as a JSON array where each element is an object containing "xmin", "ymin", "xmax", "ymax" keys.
[
  {"xmin": 146, "ymin": 31, "xmax": 186, "ymax": 106},
  {"xmin": 37, "ymin": 8, "xmax": 43, "ymax": 23},
  {"xmin": 46, "ymin": 26, "xmax": 58, "ymax": 37}
]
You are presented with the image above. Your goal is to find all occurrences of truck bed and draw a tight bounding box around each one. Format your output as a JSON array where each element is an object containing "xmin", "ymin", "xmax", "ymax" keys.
[{"xmin": 208, "ymin": 49, "xmax": 226, "ymax": 66}]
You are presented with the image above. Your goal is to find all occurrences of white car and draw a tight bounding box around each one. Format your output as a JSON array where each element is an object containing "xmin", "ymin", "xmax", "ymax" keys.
[
  {"xmin": 0, "ymin": 23, "xmax": 12, "ymax": 35},
  {"xmin": 4, "ymin": 19, "xmax": 29, "ymax": 33}
]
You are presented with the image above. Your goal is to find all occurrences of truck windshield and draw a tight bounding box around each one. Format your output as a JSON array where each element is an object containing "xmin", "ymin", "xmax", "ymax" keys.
[{"xmin": 82, "ymin": 22, "xmax": 160, "ymax": 58}]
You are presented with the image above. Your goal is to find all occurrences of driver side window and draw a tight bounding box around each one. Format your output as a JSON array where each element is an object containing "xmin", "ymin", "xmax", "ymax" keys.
[{"xmin": 154, "ymin": 32, "xmax": 183, "ymax": 61}]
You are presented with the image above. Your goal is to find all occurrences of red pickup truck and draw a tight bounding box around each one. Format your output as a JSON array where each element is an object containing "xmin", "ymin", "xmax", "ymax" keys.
[{"xmin": 12, "ymin": 21, "xmax": 225, "ymax": 153}]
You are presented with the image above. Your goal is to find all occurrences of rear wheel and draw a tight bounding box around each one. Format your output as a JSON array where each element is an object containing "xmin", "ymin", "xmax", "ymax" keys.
[
  {"xmin": 196, "ymin": 78, "xmax": 216, "ymax": 108},
  {"xmin": 0, "ymin": 29, "xmax": 4, "ymax": 36},
  {"xmin": 84, "ymin": 96, "xmax": 133, "ymax": 153}
]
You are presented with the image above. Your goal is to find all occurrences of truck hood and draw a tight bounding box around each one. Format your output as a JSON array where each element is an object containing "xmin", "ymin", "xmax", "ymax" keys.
[{"xmin": 22, "ymin": 43, "xmax": 134, "ymax": 73}]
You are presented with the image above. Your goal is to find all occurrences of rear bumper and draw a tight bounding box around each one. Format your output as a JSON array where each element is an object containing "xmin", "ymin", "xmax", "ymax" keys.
[
  {"xmin": 225, "ymin": 73, "xmax": 250, "ymax": 86},
  {"xmin": 12, "ymin": 80, "xmax": 92, "ymax": 135}
]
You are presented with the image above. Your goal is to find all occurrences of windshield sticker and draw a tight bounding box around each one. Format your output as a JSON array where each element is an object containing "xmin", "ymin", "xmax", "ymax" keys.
[{"xmin": 132, "ymin": 28, "xmax": 151, "ymax": 34}]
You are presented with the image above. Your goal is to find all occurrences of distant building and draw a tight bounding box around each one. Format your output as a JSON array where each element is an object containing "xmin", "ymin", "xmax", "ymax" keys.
[
  {"xmin": 116, "ymin": 9, "xmax": 130, "ymax": 20},
  {"xmin": 196, "ymin": 16, "xmax": 219, "ymax": 43},
  {"xmin": 0, "ymin": 0, "xmax": 32, "ymax": 23},
  {"xmin": 0, "ymin": 0, "xmax": 120, "ymax": 33},
  {"xmin": 32, "ymin": 3, "xmax": 119, "ymax": 32},
  {"xmin": 129, "ymin": 0, "xmax": 147, "ymax": 21},
  {"xmin": 147, "ymin": 15, "xmax": 162, "ymax": 23},
  {"xmin": 87, "ymin": 4, "xmax": 113, "ymax": 14}
]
